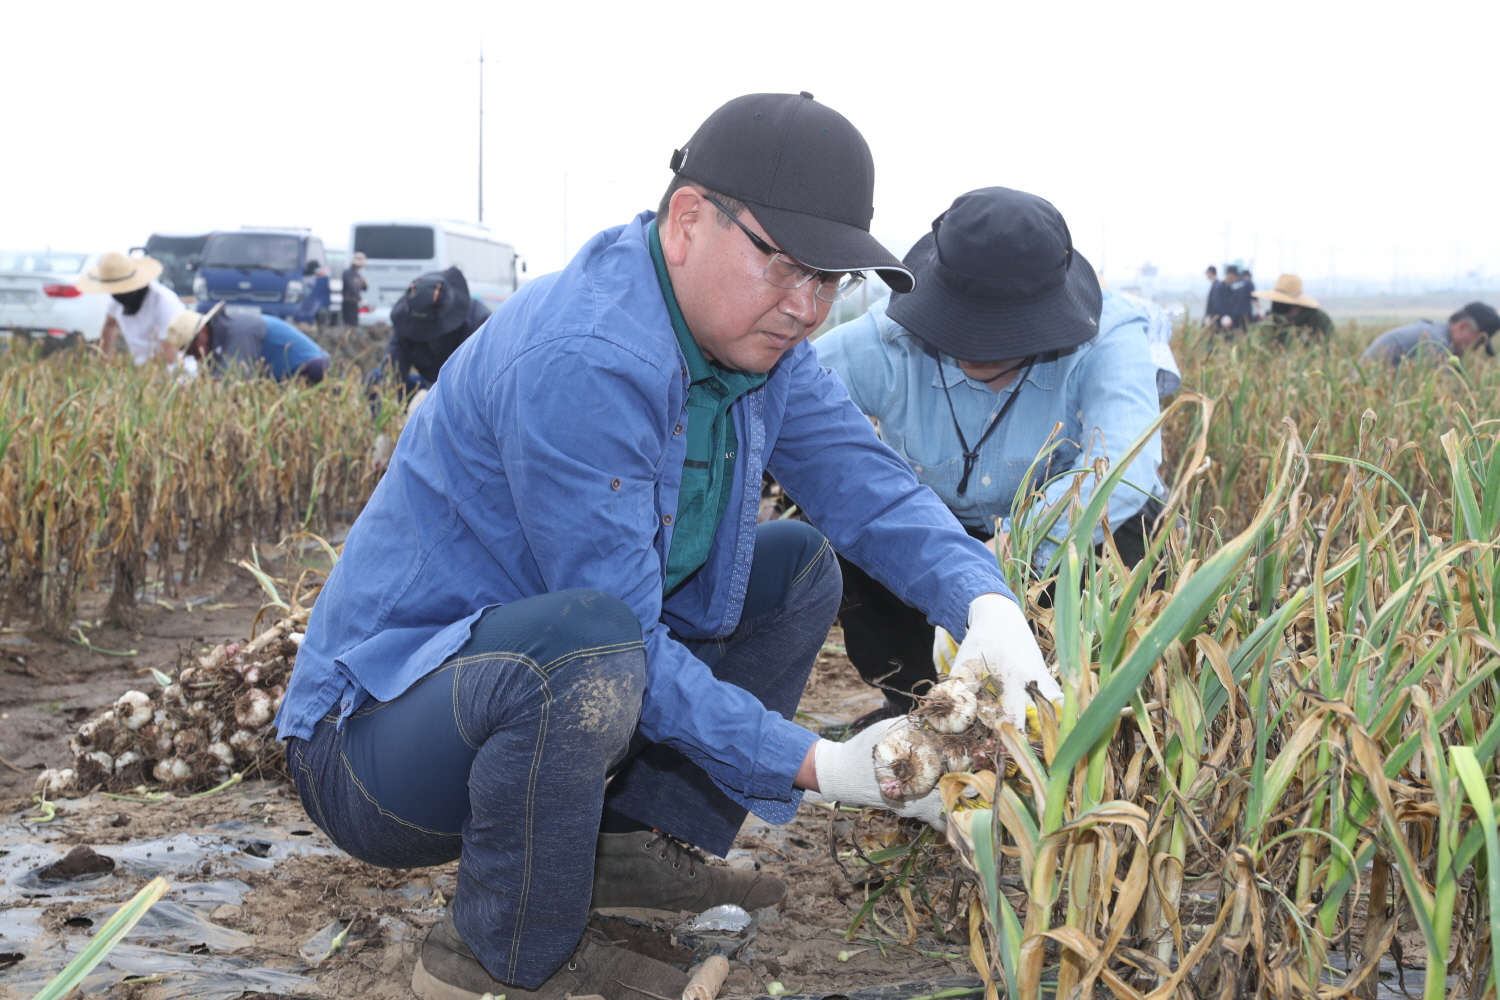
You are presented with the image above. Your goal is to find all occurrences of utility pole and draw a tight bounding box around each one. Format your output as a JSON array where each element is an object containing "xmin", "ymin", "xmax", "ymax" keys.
[{"xmin": 477, "ymin": 42, "xmax": 485, "ymax": 225}]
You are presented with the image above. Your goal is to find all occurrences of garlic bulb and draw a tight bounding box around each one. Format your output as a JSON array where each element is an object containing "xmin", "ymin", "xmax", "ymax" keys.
[
  {"xmin": 919, "ymin": 678, "xmax": 978, "ymax": 734},
  {"xmin": 235, "ymin": 688, "xmax": 272, "ymax": 728},
  {"xmin": 35, "ymin": 768, "xmax": 75, "ymax": 797},
  {"xmin": 872, "ymin": 725, "xmax": 946, "ymax": 799},
  {"xmin": 154, "ymin": 757, "xmax": 194, "ymax": 784},
  {"xmin": 115, "ymin": 691, "xmax": 154, "ymax": 731}
]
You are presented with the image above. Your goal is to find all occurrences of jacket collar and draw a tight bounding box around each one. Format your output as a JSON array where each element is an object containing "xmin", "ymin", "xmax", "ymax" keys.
[{"xmin": 930, "ymin": 352, "xmax": 1056, "ymax": 393}]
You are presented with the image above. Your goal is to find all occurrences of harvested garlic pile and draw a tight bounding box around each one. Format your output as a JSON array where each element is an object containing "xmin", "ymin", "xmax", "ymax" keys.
[
  {"xmin": 36, "ymin": 613, "xmax": 306, "ymax": 796},
  {"xmin": 872, "ymin": 665, "xmax": 1007, "ymax": 799}
]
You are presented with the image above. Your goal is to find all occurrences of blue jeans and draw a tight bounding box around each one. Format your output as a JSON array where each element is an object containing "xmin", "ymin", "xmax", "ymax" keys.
[{"xmin": 286, "ymin": 519, "xmax": 837, "ymax": 987}]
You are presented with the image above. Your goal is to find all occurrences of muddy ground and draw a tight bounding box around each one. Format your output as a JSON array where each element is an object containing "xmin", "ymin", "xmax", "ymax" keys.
[{"xmin": 0, "ymin": 563, "xmax": 981, "ymax": 1000}]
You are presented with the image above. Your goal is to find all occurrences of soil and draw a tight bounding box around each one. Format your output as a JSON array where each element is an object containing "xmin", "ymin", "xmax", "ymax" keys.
[{"xmin": 0, "ymin": 564, "xmax": 981, "ymax": 1000}]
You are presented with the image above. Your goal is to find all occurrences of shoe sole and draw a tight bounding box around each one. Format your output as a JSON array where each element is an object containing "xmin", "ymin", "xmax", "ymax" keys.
[{"xmin": 411, "ymin": 955, "xmax": 489, "ymax": 1000}]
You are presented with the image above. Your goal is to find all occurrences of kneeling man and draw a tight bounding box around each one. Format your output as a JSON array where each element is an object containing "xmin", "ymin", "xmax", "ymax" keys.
[{"xmin": 278, "ymin": 93, "xmax": 1056, "ymax": 1000}]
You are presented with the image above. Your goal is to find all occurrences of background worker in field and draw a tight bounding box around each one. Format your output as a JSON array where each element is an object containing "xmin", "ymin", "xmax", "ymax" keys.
[
  {"xmin": 341, "ymin": 251, "xmax": 367, "ymax": 327},
  {"xmin": 1253, "ymin": 273, "xmax": 1333, "ymax": 343},
  {"xmin": 79, "ymin": 252, "xmax": 185, "ymax": 364},
  {"xmin": 278, "ymin": 92, "xmax": 1062, "ymax": 1000},
  {"xmin": 1217, "ymin": 263, "xmax": 1254, "ymax": 332},
  {"xmin": 1203, "ymin": 264, "xmax": 1225, "ymax": 326},
  {"xmin": 171, "ymin": 306, "xmax": 331, "ymax": 383},
  {"xmin": 369, "ymin": 266, "xmax": 491, "ymax": 397},
  {"xmin": 1363, "ymin": 301, "xmax": 1500, "ymax": 366},
  {"xmin": 816, "ymin": 187, "xmax": 1165, "ymax": 721}
]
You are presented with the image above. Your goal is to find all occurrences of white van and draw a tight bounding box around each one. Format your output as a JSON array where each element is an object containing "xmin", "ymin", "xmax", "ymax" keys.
[{"xmin": 350, "ymin": 220, "xmax": 522, "ymax": 326}]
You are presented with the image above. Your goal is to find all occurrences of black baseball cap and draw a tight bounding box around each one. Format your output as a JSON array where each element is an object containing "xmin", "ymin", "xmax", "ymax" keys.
[
  {"xmin": 886, "ymin": 187, "xmax": 1102, "ymax": 361},
  {"xmin": 669, "ymin": 92, "xmax": 914, "ymax": 293}
]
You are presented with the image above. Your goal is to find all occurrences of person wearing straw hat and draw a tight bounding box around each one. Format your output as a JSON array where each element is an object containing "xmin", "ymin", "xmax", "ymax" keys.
[
  {"xmin": 171, "ymin": 303, "xmax": 331, "ymax": 383},
  {"xmin": 77, "ymin": 252, "xmax": 186, "ymax": 364},
  {"xmin": 1363, "ymin": 302, "xmax": 1500, "ymax": 366},
  {"xmin": 1253, "ymin": 273, "xmax": 1333, "ymax": 343},
  {"xmin": 815, "ymin": 186, "xmax": 1164, "ymax": 722}
]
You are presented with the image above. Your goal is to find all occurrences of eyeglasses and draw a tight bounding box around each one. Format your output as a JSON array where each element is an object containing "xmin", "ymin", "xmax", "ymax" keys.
[{"xmin": 701, "ymin": 194, "xmax": 866, "ymax": 304}]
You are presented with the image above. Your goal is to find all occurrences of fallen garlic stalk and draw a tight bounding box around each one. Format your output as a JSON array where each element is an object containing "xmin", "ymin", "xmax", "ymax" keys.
[
  {"xmin": 871, "ymin": 663, "xmax": 1011, "ymax": 800},
  {"xmin": 38, "ymin": 609, "xmax": 308, "ymax": 798}
]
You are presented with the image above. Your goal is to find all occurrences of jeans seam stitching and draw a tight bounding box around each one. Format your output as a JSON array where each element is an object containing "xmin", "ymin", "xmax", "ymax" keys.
[
  {"xmin": 538, "ymin": 639, "xmax": 645, "ymax": 676},
  {"xmin": 336, "ymin": 745, "xmax": 463, "ymax": 837},
  {"xmin": 789, "ymin": 538, "xmax": 831, "ymax": 590},
  {"xmin": 507, "ymin": 662, "xmax": 552, "ymax": 979}
]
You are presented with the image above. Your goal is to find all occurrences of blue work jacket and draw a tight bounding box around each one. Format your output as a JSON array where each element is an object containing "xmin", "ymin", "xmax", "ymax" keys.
[
  {"xmin": 277, "ymin": 213, "xmax": 1012, "ymax": 821},
  {"xmin": 815, "ymin": 292, "xmax": 1164, "ymax": 568}
]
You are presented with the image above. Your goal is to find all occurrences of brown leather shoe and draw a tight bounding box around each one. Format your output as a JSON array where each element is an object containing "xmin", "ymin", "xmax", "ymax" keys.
[
  {"xmin": 411, "ymin": 912, "xmax": 687, "ymax": 1000},
  {"xmin": 590, "ymin": 831, "xmax": 787, "ymax": 912}
]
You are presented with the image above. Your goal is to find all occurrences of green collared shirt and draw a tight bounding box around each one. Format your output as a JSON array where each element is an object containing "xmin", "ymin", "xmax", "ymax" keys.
[{"xmin": 648, "ymin": 223, "xmax": 767, "ymax": 595}]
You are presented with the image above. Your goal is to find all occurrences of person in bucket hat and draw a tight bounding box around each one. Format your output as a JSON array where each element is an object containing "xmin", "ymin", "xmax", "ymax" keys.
[
  {"xmin": 1364, "ymin": 300, "xmax": 1500, "ymax": 366},
  {"xmin": 816, "ymin": 186, "xmax": 1165, "ymax": 723},
  {"xmin": 376, "ymin": 266, "xmax": 491, "ymax": 394},
  {"xmin": 1253, "ymin": 273, "xmax": 1334, "ymax": 342},
  {"xmin": 278, "ymin": 93, "xmax": 1047, "ymax": 1000},
  {"xmin": 78, "ymin": 252, "xmax": 186, "ymax": 365}
]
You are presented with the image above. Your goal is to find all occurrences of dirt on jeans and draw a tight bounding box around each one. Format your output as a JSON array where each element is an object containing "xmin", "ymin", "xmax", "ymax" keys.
[{"xmin": 1, "ymin": 573, "xmax": 978, "ymax": 1000}]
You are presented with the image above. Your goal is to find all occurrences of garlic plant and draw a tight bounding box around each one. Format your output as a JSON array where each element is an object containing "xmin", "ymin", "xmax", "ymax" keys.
[
  {"xmin": 873, "ymin": 676, "xmax": 1005, "ymax": 799},
  {"xmin": 37, "ymin": 610, "xmax": 308, "ymax": 795}
]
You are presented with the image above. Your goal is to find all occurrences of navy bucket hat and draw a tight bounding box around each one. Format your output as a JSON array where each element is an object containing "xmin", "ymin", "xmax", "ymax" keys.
[{"xmin": 886, "ymin": 187, "xmax": 1102, "ymax": 360}]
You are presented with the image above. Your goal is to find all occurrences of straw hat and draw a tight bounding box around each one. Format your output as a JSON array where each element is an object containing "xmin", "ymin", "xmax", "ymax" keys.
[
  {"xmin": 166, "ymin": 301, "xmax": 225, "ymax": 351},
  {"xmin": 76, "ymin": 252, "xmax": 163, "ymax": 294},
  {"xmin": 1253, "ymin": 273, "xmax": 1319, "ymax": 309}
]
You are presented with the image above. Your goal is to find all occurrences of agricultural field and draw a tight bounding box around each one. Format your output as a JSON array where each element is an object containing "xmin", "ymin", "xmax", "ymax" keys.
[{"xmin": 1, "ymin": 319, "xmax": 1499, "ymax": 1000}]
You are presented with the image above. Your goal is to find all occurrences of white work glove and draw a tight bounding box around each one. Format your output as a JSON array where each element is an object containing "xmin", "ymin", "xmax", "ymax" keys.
[
  {"xmin": 813, "ymin": 718, "xmax": 947, "ymax": 831},
  {"xmin": 950, "ymin": 593, "xmax": 1063, "ymax": 731}
]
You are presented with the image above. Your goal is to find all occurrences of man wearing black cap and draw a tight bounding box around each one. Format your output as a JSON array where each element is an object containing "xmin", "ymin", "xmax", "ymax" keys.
[
  {"xmin": 1363, "ymin": 302, "xmax": 1500, "ymax": 366},
  {"xmin": 377, "ymin": 266, "xmax": 491, "ymax": 394},
  {"xmin": 816, "ymin": 187, "xmax": 1165, "ymax": 721},
  {"xmin": 276, "ymin": 94, "xmax": 1058, "ymax": 1000}
]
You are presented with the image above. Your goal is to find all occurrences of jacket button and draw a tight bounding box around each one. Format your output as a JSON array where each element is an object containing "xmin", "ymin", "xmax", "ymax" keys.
[
  {"xmin": 611, "ymin": 478, "xmax": 622, "ymax": 490},
  {"xmin": 662, "ymin": 514, "xmax": 674, "ymax": 526},
  {"xmin": 674, "ymin": 424, "xmax": 684, "ymax": 435}
]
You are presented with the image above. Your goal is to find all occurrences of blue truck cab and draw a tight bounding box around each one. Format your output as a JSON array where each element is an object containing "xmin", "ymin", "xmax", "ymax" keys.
[{"xmin": 192, "ymin": 228, "xmax": 333, "ymax": 323}]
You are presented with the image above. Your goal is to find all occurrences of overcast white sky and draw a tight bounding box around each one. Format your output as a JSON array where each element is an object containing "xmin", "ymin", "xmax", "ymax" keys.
[{"xmin": 6, "ymin": 0, "xmax": 1497, "ymax": 292}]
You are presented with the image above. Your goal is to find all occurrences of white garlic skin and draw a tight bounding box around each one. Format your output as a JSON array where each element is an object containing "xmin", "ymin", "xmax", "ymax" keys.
[
  {"xmin": 115, "ymin": 691, "xmax": 154, "ymax": 731},
  {"xmin": 35, "ymin": 768, "xmax": 75, "ymax": 796},
  {"xmin": 114, "ymin": 751, "xmax": 143, "ymax": 772},
  {"xmin": 235, "ymin": 688, "xmax": 273, "ymax": 729},
  {"xmin": 207, "ymin": 742, "xmax": 236, "ymax": 767},
  {"xmin": 872, "ymin": 726, "xmax": 945, "ymax": 799},
  {"xmin": 923, "ymin": 678, "xmax": 979, "ymax": 734},
  {"xmin": 154, "ymin": 757, "xmax": 194, "ymax": 785}
]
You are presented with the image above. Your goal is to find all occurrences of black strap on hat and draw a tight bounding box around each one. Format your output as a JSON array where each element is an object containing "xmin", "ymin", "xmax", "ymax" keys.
[{"xmin": 939, "ymin": 356, "xmax": 1037, "ymax": 496}]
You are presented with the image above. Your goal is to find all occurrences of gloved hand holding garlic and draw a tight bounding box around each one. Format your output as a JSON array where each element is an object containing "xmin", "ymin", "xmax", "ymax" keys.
[{"xmin": 812, "ymin": 593, "xmax": 1061, "ymax": 831}]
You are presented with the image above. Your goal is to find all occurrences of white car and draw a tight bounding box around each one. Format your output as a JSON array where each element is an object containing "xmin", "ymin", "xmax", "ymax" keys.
[{"xmin": 0, "ymin": 251, "xmax": 109, "ymax": 344}]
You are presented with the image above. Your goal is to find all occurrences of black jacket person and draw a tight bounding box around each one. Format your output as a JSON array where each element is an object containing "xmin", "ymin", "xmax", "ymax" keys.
[{"xmin": 383, "ymin": 267, "xmax": 491, "ymax": 391}]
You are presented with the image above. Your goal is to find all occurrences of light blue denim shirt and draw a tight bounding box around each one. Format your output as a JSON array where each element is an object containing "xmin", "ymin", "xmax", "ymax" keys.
[
  {"xmin": 277, "ymin": 213, "xmax": 1014, "ymax": 824},
  {"xmin": 815, "ymin": 291, "xmax": 1164, "ymax": 566}
]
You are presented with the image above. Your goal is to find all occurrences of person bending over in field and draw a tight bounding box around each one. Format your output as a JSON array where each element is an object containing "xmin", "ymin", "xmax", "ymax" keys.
[
  {"xmin": 367, "ymin": 266, "xmax": 490, "ymax": 399},
  {"xmin": 1362, "ymin": 301, "xmax": 1500, "ymax": 366},
  {"xmin": 815, "ymin": 187, "xmax": 1166, "ymax": 723},
  {"xmin": 1253, "ymin": 273, "xmax": 1334, "ymax": 344},
  {"xmin": 170, "ymin": 305, "xmax": 331, "ymax": 384},
  {"xmin": 277, "ymin": 93, "xmax": 1061, "ymax": 1000}
]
